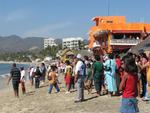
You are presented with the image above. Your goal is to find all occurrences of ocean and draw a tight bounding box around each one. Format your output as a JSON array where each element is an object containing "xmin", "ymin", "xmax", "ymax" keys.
[
  {"xmin": 0, "ymin": 63, "xmax": 30, "ymax": 89},
  {"xmin": 0, "ymin": 63, "xmax": 30, "ymax": 77}
]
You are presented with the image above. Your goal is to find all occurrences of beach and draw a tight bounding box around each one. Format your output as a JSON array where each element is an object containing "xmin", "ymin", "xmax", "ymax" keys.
[{"xmin": 0, "ymin": 75, "xmax": 150, "ymax": 113}]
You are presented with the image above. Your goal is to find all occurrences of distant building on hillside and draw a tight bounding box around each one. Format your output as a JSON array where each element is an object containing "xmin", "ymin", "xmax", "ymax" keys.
[
  {"xmin": 62, "ymin": 37, "xmax": 84, "ymax": 49},
  {"xmin": 44, "ymin": 38, "xmax": 57, "ymax": 49}
]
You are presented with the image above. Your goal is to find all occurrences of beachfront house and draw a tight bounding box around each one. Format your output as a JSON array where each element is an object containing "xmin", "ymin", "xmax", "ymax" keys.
[
  {"xmin": 62, "ymin": 37, "xmax": 84, "ymax": 49},
  {"xmin": 44, "ymin": 38, "xmax": 58, "ymax": 49}
]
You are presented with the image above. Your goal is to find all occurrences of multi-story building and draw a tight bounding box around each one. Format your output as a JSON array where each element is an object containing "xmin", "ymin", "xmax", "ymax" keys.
[
  {"xmin": 89, "ymin": 16, "xmax": 150, "ymax": 55},
  {"xmin": 62, "ymin": 37, "xmax": 84, "ymax": 49},
  {"xmin": 44, "ymin": 38, "xmax": 57, "ymax": 49}
]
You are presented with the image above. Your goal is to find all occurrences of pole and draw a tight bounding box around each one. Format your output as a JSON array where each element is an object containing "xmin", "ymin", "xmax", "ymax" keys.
[{"xmin": 108, "ymin": 0, "xmax": 110, "ymax": 16}]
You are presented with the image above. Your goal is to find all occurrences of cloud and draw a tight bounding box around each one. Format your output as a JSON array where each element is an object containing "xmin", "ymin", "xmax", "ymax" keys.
[
  {"xmin": 22, "ymin": 22, "xmax": 73, "ymax": 37},
  {"xmin": 5, "ymin": 10, "xmax": 30, "ymax": 22}
]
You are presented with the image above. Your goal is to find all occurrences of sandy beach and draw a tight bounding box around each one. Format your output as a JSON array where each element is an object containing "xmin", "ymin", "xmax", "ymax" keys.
[{"xmin": 0, "ymin": 74, "xmax": 150, "ymax": 113}]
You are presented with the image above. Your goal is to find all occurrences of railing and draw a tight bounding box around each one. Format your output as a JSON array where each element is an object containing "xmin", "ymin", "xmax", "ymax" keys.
[{"xmin": 110, "ymin": 39, "xmax": 141, "ymax": 45}]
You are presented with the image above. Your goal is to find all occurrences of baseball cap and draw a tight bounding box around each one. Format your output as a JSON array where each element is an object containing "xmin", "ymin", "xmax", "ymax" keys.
[{"xmin": 76, "ymin": 54, "xmax": 82, "ymax": 59}]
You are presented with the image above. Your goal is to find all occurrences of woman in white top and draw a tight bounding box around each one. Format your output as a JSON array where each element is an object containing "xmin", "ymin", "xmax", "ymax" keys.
[{"xmin": 20, "ymin": 67, "xmax": 26, "ymax": 94}]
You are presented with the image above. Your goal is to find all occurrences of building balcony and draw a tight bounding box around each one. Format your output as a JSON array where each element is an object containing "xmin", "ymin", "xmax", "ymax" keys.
[{"xmin": 110, "ymin": 39, "xmax": 141, "ymax": 46}]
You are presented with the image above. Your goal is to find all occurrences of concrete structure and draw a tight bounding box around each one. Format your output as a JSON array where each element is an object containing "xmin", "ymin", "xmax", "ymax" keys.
[
  {"xmin": 62, "ymin": 37, "xmax": 84, "ymax": 49},
  {"xmin": 89, "ymin": 16, "xmax": 150, "ymax": 55},
  {"xmin": 44, "ymin": 38, "xmax": 57, "ymax": 49},
  {"xmin": 131, "ymin": 35, "xmax": 150, "ymax": 55}
]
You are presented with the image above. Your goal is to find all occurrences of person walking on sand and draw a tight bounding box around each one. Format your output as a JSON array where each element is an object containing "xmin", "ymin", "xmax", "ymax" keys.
[
  {"xmin": 74, "ymin": 54, "xmax": 85, "ymax": 103},
  {"xmin": 64, "ymin": 60, "xmax": 73, "ymax": 93},
  {"xmin": 47, "ymin": 65, "xmax": 60, "ymax": 94},
  {"xmin": 29, "ymin": 66, "xmax": 35, "ymax": 86},
  {"xmin": 141, "ymin": 53, "xmax": 150, "ymax": 101},
  {"xmin": 40, "ymin": 63, "xmax": 47, "ymax": 84},
  {"xmin": 20, "ymin": 67, "xmax": 26, "ymax": 94},
  {"xmin": 34, "ymin": 66, "xmax": 42, "ymax": 88},
  {"xmin": 92, "ymin": 55, "xmax": 104, "ymax": 96},
  {"xmin": 119, "ymin": 55, "xmax": 139, "ymax": 113},
  {"xmin": 104, "ymin": 53, "xmax": 117, "ymax": 96},
  {"xmin": 7, "ymin": 63, "xmax": 21, "ymax": 97},
  {"xmin": 84, "ymin": 63, "xmax": 93, "ymax": 94}
]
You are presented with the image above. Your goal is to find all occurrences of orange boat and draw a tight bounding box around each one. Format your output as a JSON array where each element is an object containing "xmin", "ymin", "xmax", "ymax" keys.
[{"xmin": 89, "ymin": 16, "xmax": 150, "ymax": 55}]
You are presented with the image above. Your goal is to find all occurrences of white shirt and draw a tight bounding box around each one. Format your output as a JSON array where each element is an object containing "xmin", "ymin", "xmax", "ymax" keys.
[
  {"xmin": 75, "ymin": 60, "xmax": 84, "ymax": 75},
  {"xmin": 21, "ymin": 70, "xmax": 26, "ymax": 82},
  {"xmin": 29, "ymin": 67, "xmax": 34, "ymax": 77}
]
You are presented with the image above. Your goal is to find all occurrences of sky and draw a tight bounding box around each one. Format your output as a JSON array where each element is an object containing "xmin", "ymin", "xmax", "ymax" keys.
[{"xmin": 0, "ymin": 0, "xmax": 150, "ymax": 39}]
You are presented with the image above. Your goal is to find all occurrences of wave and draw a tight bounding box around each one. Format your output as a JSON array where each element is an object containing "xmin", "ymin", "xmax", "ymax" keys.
[{"xmin": 0, "ymin": 73, "xmax": 10, "ymax": 79}]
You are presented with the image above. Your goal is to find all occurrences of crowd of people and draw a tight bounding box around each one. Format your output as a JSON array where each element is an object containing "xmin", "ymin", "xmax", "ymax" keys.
[{"xmin": 7, "ymin": 51, "xmax": 150, "ymax": 113}]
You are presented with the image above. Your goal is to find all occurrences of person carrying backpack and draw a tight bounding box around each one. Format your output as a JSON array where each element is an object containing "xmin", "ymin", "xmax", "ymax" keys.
[{"xmin": 34, "ymin": 66, "xmax": 42, "ymax": 88}]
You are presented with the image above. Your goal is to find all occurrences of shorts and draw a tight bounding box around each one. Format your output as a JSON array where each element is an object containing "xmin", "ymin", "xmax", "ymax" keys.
[
  {"xmin": 12, "ymin": 81, "xmax": 20, "ymax": 91},
  {"xmin": 120, "ymin": 98, "xmax": 139, "ymax": 113}
]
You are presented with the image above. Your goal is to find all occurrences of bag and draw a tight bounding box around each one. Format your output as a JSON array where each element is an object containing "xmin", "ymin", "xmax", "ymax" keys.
[
  {"xmin": 35, "ymin": 68, "xmax": 41, "ymax": 77},
  {"xmin": 104, "ymin": 66, "xmax": 111, "ymax": 71},
  {"xmin": 104, "ymin": 60, "xmax": 111, "ymax": 71}
]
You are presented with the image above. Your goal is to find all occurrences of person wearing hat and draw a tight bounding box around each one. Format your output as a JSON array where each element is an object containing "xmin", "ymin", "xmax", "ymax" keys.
[{"xmin": 74, "ymin": 54, "xmax": 85, "ymax": 103}]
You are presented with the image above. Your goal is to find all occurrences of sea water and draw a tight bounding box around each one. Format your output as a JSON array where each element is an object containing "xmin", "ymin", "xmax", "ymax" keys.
[
  {"xmin": 0, "ymin": 63, "xmax": 30, "ymax": 77},
  {"xmin": 0, "ymin": 63, "xmax": 30, "ymax": 89}
]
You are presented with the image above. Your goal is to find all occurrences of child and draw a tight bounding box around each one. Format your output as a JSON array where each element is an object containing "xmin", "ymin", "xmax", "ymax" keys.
[
  {"xmin": 141, "ymin": 54, "xmax": 150, "ymax": 101},
  {"xmin": 119, "ymin": 55, "xmax": 139, "ymax": 113},
  {"xmin": 64, "ymin": 60, "xmax": 72, "ymax": 93},
  {"xmin": 20, "ymin": 67, "xmax": 26, "ymax": 94},
  {"xmin": 48, "ymin": 65, "xmax": 60, "ymax": 94},
  {"xmin": 84, "ymin": 63, "xmax": 93, "ymax": 94}
]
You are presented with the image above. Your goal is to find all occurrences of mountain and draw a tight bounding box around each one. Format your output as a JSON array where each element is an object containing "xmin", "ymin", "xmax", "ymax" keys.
[{"xmin": 0, "ymin": 35, "xmax": 44, "ymax": 53}]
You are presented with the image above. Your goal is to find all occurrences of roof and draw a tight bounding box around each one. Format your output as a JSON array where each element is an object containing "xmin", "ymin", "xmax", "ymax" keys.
[
  {"xmin": 131, "ymin": 35, "xmax": 150, "ymax": 54},
  {"xmin": 78, "ymin": 50, "xmax": 93, "ymax": 57},
  {"xmin": 60, "ymin": 49, "xmax": 74, "ymax": 56},
  {"xmin": 65, "ymin": 51, "xmax": 74, "ymax": 56},
  {"xmin": 62, "ymin": 37, "xmax": 84, "ymax": 42}
]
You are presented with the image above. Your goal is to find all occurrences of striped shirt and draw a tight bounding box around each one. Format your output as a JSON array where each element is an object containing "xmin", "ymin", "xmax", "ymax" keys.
[{"xmin": 10, "ymin": 67, "xmax": 21, "ymax": 82}]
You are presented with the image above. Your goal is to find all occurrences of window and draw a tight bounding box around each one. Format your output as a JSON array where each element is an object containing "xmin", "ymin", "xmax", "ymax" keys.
[{"xmin": 107, "ymin": 21, "xmax": 113, "ymax": 23}]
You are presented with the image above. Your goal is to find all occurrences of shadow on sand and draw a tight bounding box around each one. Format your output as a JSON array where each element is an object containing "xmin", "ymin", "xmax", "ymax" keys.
[
  {"xmin": 39, "ymin": 84, "xmax": 49, "ymax": 88},
  {"xmin": 83, "ymin": 96, "xmax": 98, "ymax": 102},
  {"xmin": 25, "ymin": 91, "xmax": 35, "ymax": 96}
]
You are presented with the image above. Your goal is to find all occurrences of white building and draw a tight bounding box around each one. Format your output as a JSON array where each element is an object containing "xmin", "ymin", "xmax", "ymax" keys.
[
  {"xmin": 62, "ymin": 37, "xmax": 84, "ymax": 49},
  {"xmin": 44, "ymin": 38, "xmax": 57, "ymax": 49}
]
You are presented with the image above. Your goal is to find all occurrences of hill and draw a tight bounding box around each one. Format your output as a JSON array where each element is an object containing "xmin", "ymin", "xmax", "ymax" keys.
[{"xmin": 0, "ymin": 35, "xmax": 44, "ymax": 53}]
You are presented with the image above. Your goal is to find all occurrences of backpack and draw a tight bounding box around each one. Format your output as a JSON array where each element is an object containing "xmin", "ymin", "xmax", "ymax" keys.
[{"xmin": 35, "ymin": 68, "xmax": 42, "ymax": 77}]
